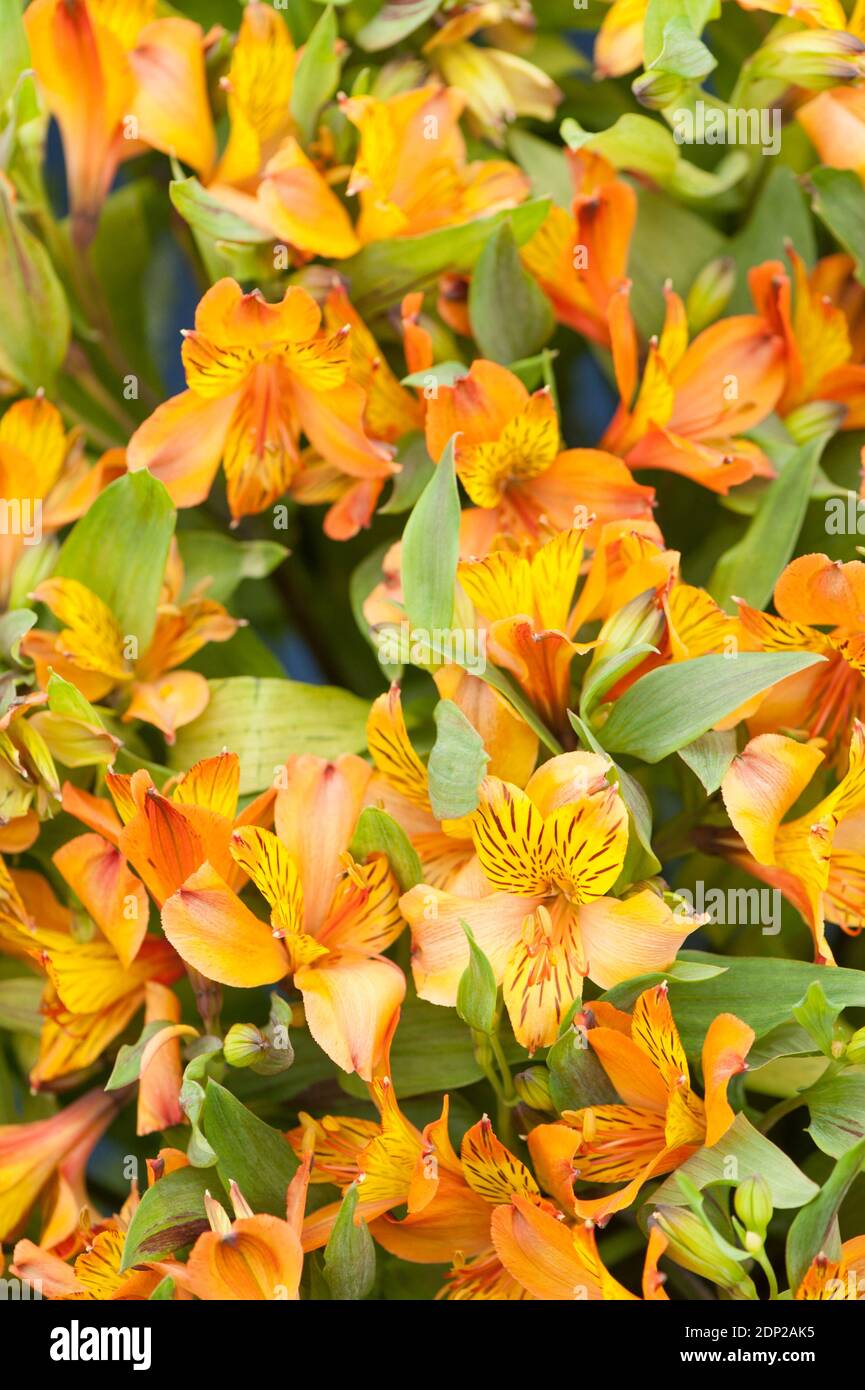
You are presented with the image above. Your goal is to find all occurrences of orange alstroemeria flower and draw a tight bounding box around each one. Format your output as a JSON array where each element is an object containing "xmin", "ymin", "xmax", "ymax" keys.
[
  {"xmin": 798, "ymin": 85, "xmax": 865, "ymax": 183},
  {"xmin": 736, "ymin": 553, "xmax": 865, "ymax": 758},
  {"xmin": 159, "ymin": 754, "xmax": 406, "ymax": 1081},
  {"xmin": 528, "ymin": 986, "xmax": 754, "ymax": 1223},
  {"xmin": 719, "ymin": 721, "xmax": 865, "ymax": 963},
  {"xmin": 0, "ymin": 395, "xmax": 121, "ymax": 605},
  {"xmin": 0, "ymin": 1086, "xmax": 118, "ymax": 1244},
  {"xmin": 341, "ymin": 84, "xmax": 529, "ymax": 243},
  {"xmin": 601, "ymin": 278, "xmax": 786, "ymax": 494},
  {"xmin": 24, "ymin": 540, "xmax": 241, "ymax": 742},
  {"xmin": 795, "ymin": 1237, "xmax": 865, "ymax": 1299},
  {"xmin": 400, "ymin": 753, "xmax": 701, "ymax": 1051},
  {"xmin": 365, "ymin": 681, "xmax": 537, "ymax": 895},
  {"xmin": 751, "ymin": 249, "xmax": 865, "ymax": 430},
  {"xmin": 127, "ymin": 279, "xmax": 395, "ymax": 523},
  {"xmin": 424, "ymin": 360, "xmax": 654, "ymax": 553},
  {"xmin": 182, "ymin": 1169, "xmax": 309, "ymax": 1301},
  {"xmin": 521, "ymin": 151, "xmax": 636, "ymax": 347},
  {"xmin": 25, "ymin": 0, "xmax": 216, "ymax": 244},
  {"xmin": 491, "ymin": 1194, "xmax": 671, "ymax": 1299},
  {"xmin": 201, "ymin": 2, "xmax": 360, "ymax": 261}
]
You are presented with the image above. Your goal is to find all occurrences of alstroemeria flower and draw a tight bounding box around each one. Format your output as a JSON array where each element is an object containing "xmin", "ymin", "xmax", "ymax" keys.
[
  {"xmin": 202, "ymin": 2, "xmax": 360, "ymax": 260},
  {"xmin": 751, "ymin": 248, "xmax": 865, "ymax": 429},
  {"xmin": 365, "ymin": 682, "xmax": 537, "ymax": 894},
  {"xmin": 0, "ymin": 395, "xmax": 121, "ymax": 606},
  {"xmin": 424, "ymin": 360, "xmax": 654, "ymax": 553},
  {"xmin": 527, "ymin": 986, "xmax": 754, "ymax": 1222},
  {"xmin": 400, "ymin": 753, "xmax": 700, "ymax": 1051},
  {"xmin": 25, "ymin": 0, "xmax": 216, "ymax": 243},
  {"xmin": 182, "ymin": 1169, "xmax": 310, "ymax": 1301},
  {"xmin": 456, "ymin": 527, "xmax": 597, "ymax": 738},
  {"xmin": 24, "ymin": 541, "xmax": 241, "ymax": 742},
  {"xmin": 602, "ymin": 278, "xmax": 786, "ymax": 493},
  {"xmin": 795, "ymin": 1237, "xmax": 865, "ymax": 1299},
  {"xmin": 127, "ymin": 279, "xmax": 395, "ymax": 523},
  {"xmin": 736, "ymin": 553, "xmax": 865, "ymax": 757},
  {"xmin": 340, "ymin": 84, "xmax": 529, "ymax": 243},
  {"xmin": 0, "ymin": 693, "xmax": 60, "ymax": 851},
  {"xmin": 160, "ymin": 755, "xmax": 406, "ymax": 1080},
  {"xmin": 293, "ymin": 1080, "xmax": 532, "ymax": 1287},
  {"xmin": 492, "ymin": 1194, "xmax": 671, "ymax": 1299},
  {"xmin": 0, "ymin": 1086, "xmax": 118, "ymax": 1244},
  {"xmin": 521, "ymin": 151, "xmax": 636, "ymax": 346},
  {"xmin": 719, "ymin": 721, "xmax": 865, "ymax": 963}
]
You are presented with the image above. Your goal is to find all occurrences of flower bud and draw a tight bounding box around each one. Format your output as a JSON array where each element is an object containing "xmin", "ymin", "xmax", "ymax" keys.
[
  {"xmin": 686, "ymin": 257, "xmax": 736, "ymax": 332},
  {"xmin": 784, "ymin": 399, "xmax": 847, "ymax": 445},
  {"xmin": 632, "ymin": 70, "xmax": 690, "ymax": 111},
  {"xmin": 845, "ymin": 1025, "xmax": 865, "ymax": 1065},
  {"xmin": 749, "ymin": 30, "xmax": 865, "ymax": 88},
  {"xmin": 514, "ymin": 1067, "xmax": 555, "ymax": 1113},
  {"xmin": 734, "ymin": 1175, "xmax": 773, "ymax": 1245},
  {"xmin": 651, "ymin": 1206, "xmax": 754, "ymax": 1294},
  {"xmin": 223, "ymin": 1022, "xmax": 267, "ymax": 1069}
]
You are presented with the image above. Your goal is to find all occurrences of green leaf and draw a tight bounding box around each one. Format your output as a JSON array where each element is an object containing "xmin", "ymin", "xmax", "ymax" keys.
[
  {"xmin": 170, "ymin": 677, "xmax": 371, "ymax": 793},
  {"xmin": 604, "ymin": 951, "xmax": 865, "ymax": 1055},
  {"xmin": 106, "ymin": 1019, "xmax": 178, "ymax": 1090},
  {"xmin": 804, "ymin": 1074, "xmax": 865, "ymax": 1159},
  {"xmin": 708, "ymin": 436, "xmax": 826, "ymax": 611},
  {"xmin": 55, "ymin": 472, "xmax": 175, "ymax": 652},
  {"xmin": 427, "ymin": 699, "xmax": 489, "ymax": 820},
  {"xmin": 643, "ymin": 0, "xmax": 718, "ymax": 65},
  {"xmin": 726, "ymin": 166, "xmax": 815, "ymax": 313},
  {"xmin": 0, "ymin": 0, "xmax": 29, "ymax": 108},
  {"xmin": 677, "ymin": 729, "xmax": 738, "ymax": 794},
  {"xmin": 792, "ymin": 981, "xmax": 841, "ymax": 1059},
  {"xmin": 202, "ymin": 1080, "xmax": 298, "ymax": 1216},
  {"xmin": 121, "ymin": 1167, "xmax": 225, "ymax": 1270},
  {"xmin": 175, "ymin": 531, "xmax": 287, "ymax": 604},
  {"xmin": 507, "ymin": 129, "xmax": 572, "ymax": 209},
  {"xmin": 562, "ymin": 113, "xmax": 745, "ymax": 201},
  {"xmin": 357, "ymin": 0, "xmax": 443, "ymax": 51},
  {"xmin": 456, "ymin": 920, "xmax": 497, "ymax": 1034},
  {"xmin": 342, "ymin": 201, "xmax": 550, "ymax": 316},
  {"xmin": 0, "ymin": 609, "xmax": 36, "ymax": 665},
  {"xmin": 0, "ymin": 976, "xmax": 43, "ymax": 1036},
  {"xmin": 169, "ymin": 176, "xmax": 272, "ymax": 244},
  {"xmin": 291, "ymin": 6, "xmax": 342, "ymax": 146},
  {"xmin": 786, "ymin": 1139, "xmax": 865, "ymax": 1291},
  {"xmin": 324, "ymin": 1184, "xmax": 377, "ymax": 1299},
  {"xmin": 596, "ymin": 651, "xmax": 824, "ymax": 762},
  {"xmin": 378, "ymin": 433, "xmax": 435, "ymax": 515},
  {"xmin": 468, "ymin": 222, "xmax": 554, "ymax": 364},
  {"xmin": 547, "ymin": 1016, "xmax": 618, "ymax": 1113},
  {"xmin": 808, "ymin": 167, "xmax": 865, "ymax": 287},
  {"xmin": 349, "ymin": 806, "xmax": 423, "ymax": 893},
  {"xmin": 401, "ymin": 435, "xmax": 460, "ymax": 632},
  {"xmin": 649, "ymin": 16, "xmax": 717, "ymax": 77},
  {"xmin": 0, "ymin": 180, "xmax": 71, "ymax": 394},
  {"xmin": 650, "ymin": 1113, "xmax": 818, "ymax": 1209}
]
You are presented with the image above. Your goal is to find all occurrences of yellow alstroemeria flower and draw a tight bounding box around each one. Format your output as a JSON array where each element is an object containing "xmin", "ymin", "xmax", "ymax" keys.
[
  {"xmin": 400, "ymin": 752, "xmax": 701, "ymax": 1051},
  {"xmin": 527, "ymin": 986, "xmax": 754, "ymax": 1223}
]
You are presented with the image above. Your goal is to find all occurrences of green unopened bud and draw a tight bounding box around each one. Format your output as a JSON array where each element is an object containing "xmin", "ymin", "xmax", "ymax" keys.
[
  {"xmin": 845, "ymin": 1025, "xmax": 865, "ymax": 1066},
  {"xmin": 750, "ymin": 30, "xmax": 865, "ymax": 89},
  {"xmin": 652, "ymin": 1206, "xmax": 753, "ymax": 1294},
  {"xmin": 785, "ymin": 399, "xmax": 847, "ymax": 445},
  {"xmin": 734, "ymin": 1175, "xmax": 773, "ymax": 1245},
  {"xmin": 223, "ymin": 1022, "xmax": 267, "ymax": 1068},
  {"xmin": 686, "ymin": 257, "xmax": 736, "ymax": 332},
  {"xmin": 457, "ymin": 919, "xmax": 497, "ymax": 1034},
  {"xmin": 514, "ymin": 1067, "xmax": 555, "ymax": 1113},
  {"xmin": 632, "ymin": 70, "xmax": 689, "ymax": 110}
]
